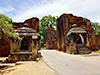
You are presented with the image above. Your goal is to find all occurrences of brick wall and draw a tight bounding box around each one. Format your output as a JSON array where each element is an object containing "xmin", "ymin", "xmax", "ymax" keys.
[
  {"xmin": 56, "ymin": 13, "xmax": 98, "ymax": 51},
  {"xmin": 0, "ymin": 32, "xmax": 10, "ymax": 56},
  {"xmin": 13, "ymin": 17, "xmax": 39, "ymax": 32},
  {"xmin": 96, "ymin": 35, "xmax": 100, "ymax": 49},
  {"xmin": 0, "ymin": 17, "xmax": 39, "ymax": 57},
  {"xmin": 46, "ymin": 28, "xmax": 58, "ymax": 49}
]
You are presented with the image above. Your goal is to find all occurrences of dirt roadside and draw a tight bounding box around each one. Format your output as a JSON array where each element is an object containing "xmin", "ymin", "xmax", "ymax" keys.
[
  {"xmin": 80, "ymin": 53, "xmax": 100, "ymax": 61},
  {"xmin": 0, "ymin": 51, "xmax": 100, "ymax": 75},
  {"xmin": 0, "ymin": 59, "xmax": 59, "ymax": 75}
]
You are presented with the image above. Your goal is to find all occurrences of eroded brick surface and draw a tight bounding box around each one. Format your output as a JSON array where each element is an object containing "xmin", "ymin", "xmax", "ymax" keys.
[
  {"xmin": 96, "ymin": 35, "xmax": 100, "ymax": 49},
  {"xmin": 0, "ymin": 32, "xmax": 10, "ymax": 56},
  {"xmin": 56, "ymin": 13, "xmax": 98, "ymax": 51},
  {"xmin": 0, "ymin": 17, "xmax": 39, "ymax": 57},
  {"xmin": 13, "ymin": 17, "xmax": 39, "ymax": 32},
  {"xmin": 46, "ymin": 28, "xmax": 58, "ymax": 49}
]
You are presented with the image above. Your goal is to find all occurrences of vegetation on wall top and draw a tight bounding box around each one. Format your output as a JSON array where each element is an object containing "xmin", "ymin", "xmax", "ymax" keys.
[{"xmin": 0, "ymin": 14, "xmax": 21, "ymax": 39}]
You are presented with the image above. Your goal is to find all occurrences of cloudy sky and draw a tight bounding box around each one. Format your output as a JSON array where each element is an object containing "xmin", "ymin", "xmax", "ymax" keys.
[{"xmin": 0, "ymin": 0, "xmax": 100, "ymax": 23}]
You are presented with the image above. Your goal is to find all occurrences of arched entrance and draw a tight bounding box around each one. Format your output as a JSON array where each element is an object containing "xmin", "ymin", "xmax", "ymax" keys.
[
  {"xmin": 21, "ymin": 37, "xmax": 29, "ymax": 51},
  {"xmin": 76, "ymin": 34, "xmax": 84, "ymax": 44}
]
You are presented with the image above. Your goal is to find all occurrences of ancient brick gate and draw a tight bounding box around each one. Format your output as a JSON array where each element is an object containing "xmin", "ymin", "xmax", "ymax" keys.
[
  {"xmin": 56, "ymin": 13, "xmax": 98, "ymax": 52},
  {"xmin": 4, "ymin": 23, "xmax": 41, "ymax": 63},
  {"xmin": 0, "ymin": 17, "xmax": 41, "ymax": 62}
]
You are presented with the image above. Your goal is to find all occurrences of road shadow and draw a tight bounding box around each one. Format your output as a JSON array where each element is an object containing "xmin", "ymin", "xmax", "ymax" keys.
[{"xmin": 0, "ymin": 65, "xmax": 17, "ymax": 75}]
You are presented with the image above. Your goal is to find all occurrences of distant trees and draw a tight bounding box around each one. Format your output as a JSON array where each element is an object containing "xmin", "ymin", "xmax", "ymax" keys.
[
  {"xmin": 0, "ymin": 14, "xmax": 20, "ymax": 39},
  {"xmin": 39, "ymin": 15, "xmax": 59, "ymax": 47},
  {"xmin": 83, "ymin": 18, "xmax": 100, "ymax": 35},
  {"xmin": 91, "ymin": 22, "xmax": 100, "ymax": 35}
]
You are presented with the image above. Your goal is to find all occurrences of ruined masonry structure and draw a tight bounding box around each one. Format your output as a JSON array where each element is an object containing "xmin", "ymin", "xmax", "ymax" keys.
[
  {"xmin": 0, "ymin": 31, "xmax": 10, "ymax": 56},
  {"xmin": 56, "ymin": 13, "xmax": 98, "ymax": 53},
  {"xmin": 46, "ymin": 28, "xmax": 58, "ymax": 49},
  {"xmin": 1, "ymin": 17, "xmax": 41, "ymax": 63},
  {"xmin": 13, "ymin": 17, "xmax": 39, "ymax": 32},
  {"xmin": 7, "ymin": 23, "xmax": 41, "ymax": 63},
  {"xmin": 65, "ymin": 24, "xmax": 91, "ymax": 54},
  {"xmin": 0, "ymin": 17, "xmax": 40, "ymax": 57},
  {"xmin": 96, "ymin": 35, "xmax": 100, "ymax": 49}
]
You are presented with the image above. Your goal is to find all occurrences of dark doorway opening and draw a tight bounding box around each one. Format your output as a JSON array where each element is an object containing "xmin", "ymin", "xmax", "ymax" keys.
[
  {"xmin": 76, "ymin": 35, "xmax": 82, "ymax": 44},
  {"xmin": 21, "ymin": 37, "xmax": 29, "ymax": 51}
]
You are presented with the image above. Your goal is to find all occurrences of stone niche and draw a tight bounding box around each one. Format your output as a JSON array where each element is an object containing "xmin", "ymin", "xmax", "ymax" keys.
[
  {"xmin": 65, "ymin": 24, "xmax": 91, "ymax": 54},
  {"xmin": 5, "ymin": 23, "xmax": 41, "ymax": 63},
  {"xmin": 56, "ymin": 13, "xmax": 98, "ymax": 52},
  {"xmin": 46, "ymin": 28, "xmax": 58, "ymax": 49}
]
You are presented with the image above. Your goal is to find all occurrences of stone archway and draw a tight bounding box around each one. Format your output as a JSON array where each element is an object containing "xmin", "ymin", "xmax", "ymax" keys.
[
  {"xmin": 76, "ymin": 34, "xmax": 84, "ymax": 44},
  {"xmin": 21, "ymin": 37, "xmax": 29, "ymax": 51}
]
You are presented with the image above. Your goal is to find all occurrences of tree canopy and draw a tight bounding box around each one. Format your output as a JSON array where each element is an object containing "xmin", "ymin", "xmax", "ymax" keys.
[
  {"xmin": 0, "ymin": 14, "xmax": 20, "ymax": 39},
  {"xmin": 83, "ymin": 18, "xmax": 100, "ymax": 35},
  {"xmin": 91, "ymin": 22, "xmax": 100, "ymax": 35},
  {"xmin": 39, "ymin": 15, "xmax": 59, "ymax": 47}
]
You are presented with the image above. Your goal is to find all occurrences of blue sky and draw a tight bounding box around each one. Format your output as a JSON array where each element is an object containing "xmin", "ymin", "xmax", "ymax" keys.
[{"xmin": 0, "ymin": 0, "xmax": 100, "ymax": 23}]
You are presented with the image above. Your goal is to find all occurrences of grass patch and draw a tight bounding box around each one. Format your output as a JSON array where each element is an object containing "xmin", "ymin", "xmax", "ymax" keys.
[
  {"xmin": 41, "ymin": 47, "xmax": 46, "ymax": 49},
  {"xmin": 92, "ymin": 50, "xmax": 100, "ymax": 53}
]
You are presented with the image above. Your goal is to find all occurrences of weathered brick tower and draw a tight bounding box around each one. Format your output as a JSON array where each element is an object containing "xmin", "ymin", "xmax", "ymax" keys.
[
  {"xmin": 56, "ymin": 13, "xmax": 98, "ymax": 52},
  {"xmin": 46, "ymin": 28, "xmax": 58, "ymax": 49}
]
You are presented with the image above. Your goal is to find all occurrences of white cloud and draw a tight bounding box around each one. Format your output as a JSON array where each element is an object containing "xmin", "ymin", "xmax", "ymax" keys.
[
  {"xmin": 12, "ymin": 0, "xmax": 69, "ymax": 22},
  {"xmin": 0, "ymin": 10, "xmax": 3, "ymax": 14},
  {"xmin": 0, "ymin": 6, "xmax": 16, "ymax": 13},
  {"xmin": 4, "ymin": 0, "xmax": 100, "ymax": 23}
]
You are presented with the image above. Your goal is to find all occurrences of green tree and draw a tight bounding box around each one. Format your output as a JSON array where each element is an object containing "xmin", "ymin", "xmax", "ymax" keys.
[
  {"xmin": 91, "ymin": 22, "xmax": 100, "ymax": 35},
  {"xmin": 83, "ymin": 17, "xmax": 100, "ymax": 35},
  {"xmin": 39, "ymin": 15, "xmax": 59, "ymax": 47},
  {"xmin": 0, "ymin": 14, "xmax": 20, "ymax": 39}
]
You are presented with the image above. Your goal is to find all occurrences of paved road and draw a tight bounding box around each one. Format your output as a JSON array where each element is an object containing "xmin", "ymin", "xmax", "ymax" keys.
[{"xmin": 41, "ymin": 49, "xmax": 100, "ymax": 75}]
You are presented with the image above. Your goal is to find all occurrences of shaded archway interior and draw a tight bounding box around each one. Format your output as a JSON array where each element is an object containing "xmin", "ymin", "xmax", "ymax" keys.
[
  {"xmin": 21, "ymin": 37, "xmax": 29, "ymax": 51},
  {"xmin": 77, "ymin": 35, "xmax": 82, "ymax": 44}
]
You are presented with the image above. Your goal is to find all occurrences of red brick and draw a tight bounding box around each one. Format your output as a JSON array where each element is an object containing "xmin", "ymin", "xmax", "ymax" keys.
[
  {"xmin": 0, "ymin": 17, "xmax": 39, "ymax": 57},
  {"xmin": 56, "ymin": 13, "xmax": 98, "ymax": 51},
  {"xmin": 0, "ymin": 31, "xmax": 10, "ymax": 56},
  {"xmin": 96, "ymin": 35, "xmax": 100, "ymax": 49},
  {"xmin": 13, "ymin": 17, "xmax": 39, "ymax": 32},
  {"xmin": 46, "ymin": 28, "xmax": 58, "ymax": 49}
]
